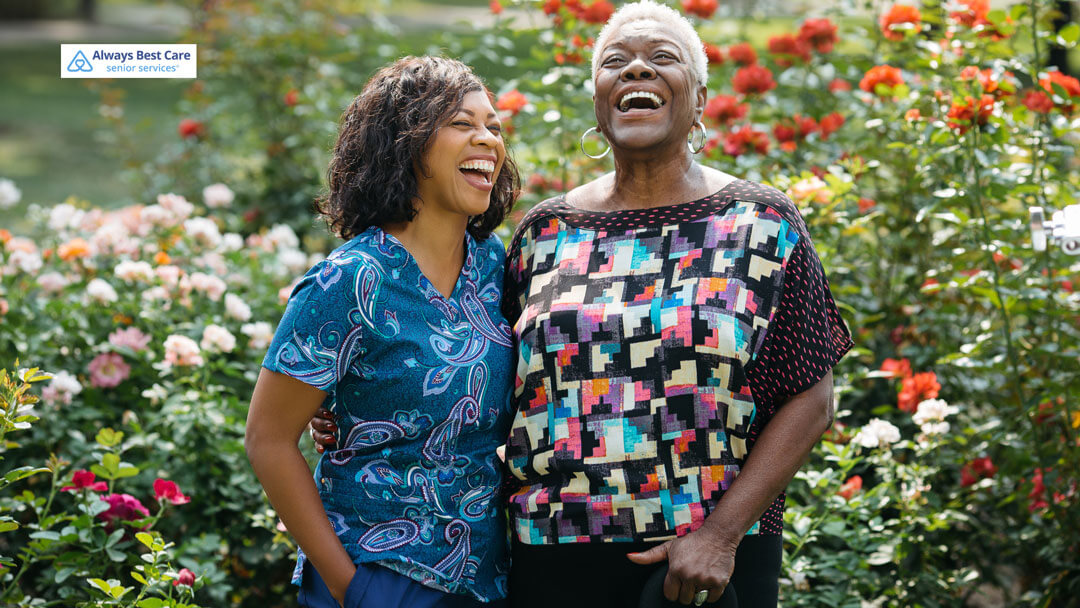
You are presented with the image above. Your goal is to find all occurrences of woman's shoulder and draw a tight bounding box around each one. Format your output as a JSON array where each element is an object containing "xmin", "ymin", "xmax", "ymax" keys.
[
  {"xmin": 507, "ymin": 195, "xmax": 568, "ymax": 249},
  {"xmin": 722, "ymin": 178, "xmax": 807, "ymax": 232}
]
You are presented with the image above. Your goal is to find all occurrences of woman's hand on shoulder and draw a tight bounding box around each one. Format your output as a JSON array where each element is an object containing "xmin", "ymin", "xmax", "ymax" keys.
[{"xmin": 309, "ymin": 407, "xmax": 338, "ymax": 453}]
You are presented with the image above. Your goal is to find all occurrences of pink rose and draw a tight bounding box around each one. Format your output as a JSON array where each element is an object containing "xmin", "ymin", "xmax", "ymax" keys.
[
  {"xmin": 153, "ymin": 478, "xmax": 191, "ymax": 505},
  {"xmin": 88, "ymin": 353, "xmax": 131, "ymax": 389},
  {"xmin": 97, "ymin": 493, "xmax": 150, "ymax": 531},
  {"xmin": 108, "ymin": 327, "xmax": 151, "ymax": 352},
  {"xmin": 173, "ymin": 568, "xmax": 196, "ymax": 587},
  {"xmin": 61, "ymin": 469, "xmax": 108, "ymax": 492}
]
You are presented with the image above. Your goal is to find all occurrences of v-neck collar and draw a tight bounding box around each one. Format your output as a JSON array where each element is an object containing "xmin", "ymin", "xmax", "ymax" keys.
[{"xmin": 374, "ymin": 226, "xmax": 475, "ymax": 302}]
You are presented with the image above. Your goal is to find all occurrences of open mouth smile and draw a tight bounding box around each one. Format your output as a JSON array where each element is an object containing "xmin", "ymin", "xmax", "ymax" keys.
[
  {"xmin": 617, "ymin": 90, "xmax": 666, "ymax": 112},
  {"xmin": 458, "ymin": 159, "xmax": 496, "ymax": 189}
]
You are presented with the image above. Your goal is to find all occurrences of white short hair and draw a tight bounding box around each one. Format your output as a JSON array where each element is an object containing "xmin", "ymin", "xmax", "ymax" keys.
[{"xmin": 591, "ymin": 0, "xmax": 708, "ymax": 88}]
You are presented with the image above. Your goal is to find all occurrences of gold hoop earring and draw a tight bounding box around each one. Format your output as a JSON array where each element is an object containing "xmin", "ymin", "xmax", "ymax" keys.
[
  {"xmin": 580, "ymin": 126, "xmax": 611, "ymax": 159},
  {"xmin": 688, "ymin": 120, "xmax": 707, "ymax": 154}
]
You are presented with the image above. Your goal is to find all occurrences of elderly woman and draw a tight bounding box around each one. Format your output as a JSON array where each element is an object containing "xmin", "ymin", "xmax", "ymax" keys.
[
  {"xmin": 311, "ymin": 3, "xmax": 852, "ymax": 607},
  {"xmin": 500, "ymin": 2, "xmax": 851, "ymax": 607}
]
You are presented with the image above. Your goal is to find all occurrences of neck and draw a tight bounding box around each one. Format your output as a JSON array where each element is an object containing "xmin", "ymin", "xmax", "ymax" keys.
[
  {"xmin": 382, "ymin": 204, "xmax": 469, "ymax": 274},
  {"xmin": 607, "ymin": 142, "xmax": 701, "ymax": 210}
]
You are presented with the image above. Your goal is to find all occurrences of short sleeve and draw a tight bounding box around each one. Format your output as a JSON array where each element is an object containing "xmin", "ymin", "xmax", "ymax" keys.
[
  {"xmin": 501, "ymin": 240, "xmax": 527, "ymax": 327},
  {"xmin": 746, "ymin": 235, "xmax": 853, "ymax": 405},
  {"xmin": 261, "ymin": 261, "xmax": 362, "ymax": 393}
]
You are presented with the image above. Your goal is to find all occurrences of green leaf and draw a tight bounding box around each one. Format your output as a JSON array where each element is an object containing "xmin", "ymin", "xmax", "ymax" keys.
[
  {"xmin": 0, "ymin": 520, "xmax": 19, "ymax": 533},
  {"xmin": 101, "ymin": 453, "xmax": 120, "ymax": 476},
  {"xmin": 55, "ymin": 567, "xmax": 76, "ymax": 583},
  {"xmin": 106, "ymin": 546, "xmax": 127, "ymax": 563},
  {"xmin": 131, "ymin": 570, "xmax": 148, "ymax": 585},
  {"xmin": 96, "ymin": 428, "xmax": 124, "ymax": 448},
  {"xmin": 30, "ymin": 530, "xmax": 61, "ymax": 541},
  {"xmin": 137, "ymin": 599, "xmax": 166, "ymax": 608},
  {"xmin": 115, "ymin": 463, "xmax": 140, "ymax": 478},
  {"xmin": 87, "ymin": 578, "xmax": 112, "ymax": 594},
  {"xmin": 136, "ymin": 532, "xmax": 156, "ymax": 549},
  {"xmin": 1058, "ymin": 23, "xmax": 1080, "ymax": 47}
]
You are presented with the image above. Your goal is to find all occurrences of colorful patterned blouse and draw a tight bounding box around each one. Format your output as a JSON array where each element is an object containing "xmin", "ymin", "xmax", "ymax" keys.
[
  {"xmin": 502, "ymin": 179, "xmax": 853, "ymax": 545},
  {"xmin": 262, "ymin": 226, "xmax": 515, "ymax": 602}
]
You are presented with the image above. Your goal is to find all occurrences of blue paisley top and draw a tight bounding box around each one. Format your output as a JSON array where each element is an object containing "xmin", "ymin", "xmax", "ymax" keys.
[{"xmin": 262, "ymin": 225, "xmax": 515, "ymax": 602}]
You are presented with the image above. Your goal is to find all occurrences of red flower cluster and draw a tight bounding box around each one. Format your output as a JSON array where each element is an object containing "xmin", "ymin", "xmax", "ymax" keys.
[
  {"xmin": 703, "ymin": 95, "xmax": 748, "ymax": 126},
  {"xmin": 950, "ymin": 0, "xmax": 989, "ymax": 27},
  {"xmin": 819, "ymin": 112, "xmax": 845, "ymax": 138},
  {"xmin": 703, "ymin": 43, "xmax": 723, "ymax": 66},
  {"xmin": 860, "ymin": 65, "xmax": 904, "ymax": 97},
  {"xmin": 1037, "ymin": 71, "xmax": 1080, "ymax": 113},
  {"xmin": 545, "ymin": 0, "xmax": 613, "ymax": 24},
  {"xmin": 857, "ymin": 197, "xmax": 876, "ymax": 214},
  {"xmin": 960, "ymin": 457, "xmax": 997, "ymax": 487},
  {"xmin": 721, "ymin": 126, "xmax": 770, "ymax": 157},
  {"xmin": 154, "ymin": 478, "xmax": 191, "ymax": 505},
  {"xmin": 798, "ymin": 18, "xmax": 838, "ymax": 54},
  {"xmin": 489, "ymin": 0, "xmax": 503, "ymax": 15},
  {"xmin": 496, "ymin": 89, "xmax": 528, "ymax": 116},
  {"xmin": 838, "ymin": 475, "xmax": 863, "ymax": 501},
  {"xmin": 527, "ymin": 173, "xmax": 574, "ymax": 194},
  {"xmin": 767, "ymin": 34, "xmax": 810, "ymax": 68},
  {"xmin": 946, "ymin": 94, "xmax": 994, "ymax": 133},
  {"xmin": 880, "ymin": 357, "xmax": 912, "ymax": 379},
  {"xmin": 880, "ymin": 4, "xmax": 921, "ymax": 41},
  {"xmin": 733, "ymin": 65, "xmax": 776, "ymax": 95},
  {"xmin": 727, "ymin": 42, "xmax": 757, "ymax": 66},
  {"xmin": 61, "ymin": 469, "xmax": 108, "ymax": 493},
  {"xmin": 681, "ymin": 0, "xmax": 718, "ymax": 19},
  {"xmin": 178, "ymin": 118, "xmax": 205, "ymax": 139},
  {"xmin": 898, "ymin": 371, "xmax": 941, "ymax": 413},
  {"xmin": 1023, "ymin": 90, "xmax": 1055, "ymax": 113},
  {"xmin": 542, "ymin": 0, "xmax": 560, "ymax": 15},
  {"xmin": 283, "ymin": 89, "xmax": 299, "ymax": 107}
]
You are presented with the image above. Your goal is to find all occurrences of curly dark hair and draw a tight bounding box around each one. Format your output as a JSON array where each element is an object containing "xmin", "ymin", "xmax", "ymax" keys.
[{"xmin": 317, "ymin": 56, "xmax": 520, "ymax": 241}]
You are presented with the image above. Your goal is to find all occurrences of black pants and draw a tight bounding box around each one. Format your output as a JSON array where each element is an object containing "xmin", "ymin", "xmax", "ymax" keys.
[{"xmin": 508, "ymin": 535, "xmax": 782, "ymax": 608}]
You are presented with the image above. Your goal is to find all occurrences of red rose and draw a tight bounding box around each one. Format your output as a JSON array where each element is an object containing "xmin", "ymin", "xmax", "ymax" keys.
[
  {"xmin": 722, "ymin": 126, "xmax": 770, "ymax": 157},
  {"xmin": 703, "ymin": 43, "xmax": 724, "ymax": 66},
  {"xmin": 971, "ymin": 457, "xmax": 998, "ymax": 478},
  {"xmin": 727, "ymin": 42, "xmax": 757, "ymax": 66},
  {"xmin": 489, "ymin": 0, "xmax": 503, "ymax": 14},
  {"xmin": 905, "ymin": 108, "xmax": 922, "ymax": 121},
  {"xmin": 580, "ymin": 0, "xmax": 614, "ymax": 24},
  {"xmin": 173, "ymin": 568, "xmax": 196, "ymax": 587},
  {"xmin": 859, "ymin": 65, "xmax": 904, "ymax": 96},
  {"xmin": 1039, "ymin": 71, "xmax": 1080, "ymax": 113},
  {"xmin": 732, "ymin": 65, "xmax": 776, "ymax": 95},
  {"xmin": 947, "ymin": 94, "xmax": 994, "ymax": 133},
  {"xmin": 681, "ymin": 0, "xmax": 718, "ymax": 19},
  {"xmin": 828, "ymin": 78, "xmax": 852, "ymax": 93},
  {"xmin": 795, "ymin": 114, "xmax": 819, "ymax": 137},
  {"xmin": 703, "ymin": 95, "xmax": 747, "ymax": 125},
  {"xmin": 767, "ymin": 34, "xmax": 810, "ymax": 68},
  {"xmin": 880, "ymin": 5, "xmax": 921, "ymax": 41},
  {"xmin": 61, "ymin": 469, "xmax": 108, "ymax": 493},
  {"xmin": 880, "ymin": 358, "xmax": 912, "ymax": 378},
  {"xmin": 97, "ymin": 493, "xmax": 150, "ymax": 531},
  {"xmin": 898, "ymin": 371, "xmax": 940, "ymax": 413},
  {"xmin": 818, "ymin": 112, "xmax": 844, "ymax": 138},
  {"xmin": 950, "ymin": 0, "xmax": 989, "ymax": 27},
  {"xmin": 153, "ymin": 478, "xmax": 191, "ymax": 505},
  {"xmin": 177, "ymin": 118, "xmax": 204, "ymax": 139},
  {"xmin": 496, "ymin": 89, "xmax": 528, "ymax": 116},
  {"xmin": 838, "ymin": 475, "xmax": 863, "ymax": 501},
  {"xmin": 959, "ymin": 66, "xmax": 999, "ymax": 95},
  {"xmin": 857, "ymin": 197, "xmax": 875, "ymax": 214},
  {"xmin": 283, "ymin": 89, "xmax": 299, "ymax": 107},
  {"xmin": 772, "ymin": 123, "xmax": 796, "ymax": 143},
  {"xmin": 799, "ymin": 18, "xmax": 838, "ymax": 54},
  {"xmin": 1022, "ymin": 90, "xmax": 1054, "ymax": 113},
  {"xmin": 542, "ymin": 0, "xmax": 560, "ymax": 15},
  {"xmin": 1026, "ymin": 468, "xmax": 1049, "ymax": 512}
]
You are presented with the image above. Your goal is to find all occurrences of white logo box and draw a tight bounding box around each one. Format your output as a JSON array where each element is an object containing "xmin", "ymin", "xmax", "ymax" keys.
[{"xmin": 61, "ymin": 44, "xmax": 197, "ymax": 79}]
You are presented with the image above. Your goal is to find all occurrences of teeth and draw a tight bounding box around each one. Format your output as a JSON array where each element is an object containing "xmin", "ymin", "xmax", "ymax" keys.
[
  {"xmin": 618, "ymin": 91, "xmax": 664, "ymax": 111},
  {"xmin": 457, "ymin": 160, "xmax": 495, "ymax": 174}
]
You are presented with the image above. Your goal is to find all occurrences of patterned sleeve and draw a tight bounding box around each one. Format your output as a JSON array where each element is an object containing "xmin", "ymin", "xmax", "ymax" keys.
[
  {"xmin": 746, "ymin": 233, "xmax": 853, "ymax": 405},
  {"xmin": 261, "ymin": 260, "xmax": 362, "ymax": 393}
]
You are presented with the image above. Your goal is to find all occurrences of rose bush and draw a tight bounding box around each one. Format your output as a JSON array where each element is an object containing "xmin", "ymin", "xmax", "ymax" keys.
[{"xmin": 3, "ymin": 0, "xmax": 1078, "ymax": 605}]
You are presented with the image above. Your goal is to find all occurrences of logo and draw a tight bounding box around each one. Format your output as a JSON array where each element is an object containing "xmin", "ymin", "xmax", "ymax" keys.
[{"xmin": 66, "ymin": 50, "xmax": 94, "ymax": 72}]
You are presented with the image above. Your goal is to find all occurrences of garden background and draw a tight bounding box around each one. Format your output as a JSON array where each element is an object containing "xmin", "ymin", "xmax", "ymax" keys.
[{"xmin": 1, "ymin": 0, "xmax": 1078, "ymax": 606}]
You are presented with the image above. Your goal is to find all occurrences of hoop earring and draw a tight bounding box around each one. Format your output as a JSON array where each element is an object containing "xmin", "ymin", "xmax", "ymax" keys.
[
  {"xmin": 580, "ymin": 126, "xmax": 611, "ymax": 159},
  {"xmin": 688, "ymin": 120, "xmax": 707, "ymax": 154}
]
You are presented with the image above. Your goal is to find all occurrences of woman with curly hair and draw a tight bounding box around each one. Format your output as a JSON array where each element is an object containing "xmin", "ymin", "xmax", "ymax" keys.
[{"xmin": 245, "ymin": 56, "xmax": 519, "ymax": 608}]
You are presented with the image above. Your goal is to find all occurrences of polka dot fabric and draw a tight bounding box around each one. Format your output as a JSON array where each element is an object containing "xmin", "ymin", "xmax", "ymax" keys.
[{"xmin": 502, "ymin": 179, "xmax": 853, "ymax": 542}]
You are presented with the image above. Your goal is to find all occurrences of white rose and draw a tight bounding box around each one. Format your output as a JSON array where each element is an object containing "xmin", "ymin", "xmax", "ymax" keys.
[
  {"xmin": 184, "ymin": 217, "xmax": 222, "ymax": 249},
  {"xmin": 9, "ymin": 250, "xmax": 43, "ymax": 275},
  {"xmin": 189, "ymin": 272, "xmax": 227, "ymax": 301},
  {"xmin": 86, "ymin": 278, "xmax": 119, "ymax": 304},
  {"xmin": 241, "ymin": 321, "xmax": 274, "ymax": 350},
  {"xmin": 200, "ymin": 324, "xmax": 237, "ymax": 353},
  {"xmin": 266, "ymin": 224, "xmax": 299, "ymax": 250},
  {"xmin": 202, "ymin": 183, "xmax": 235, "ymax": 209},
  {"xmin": 225, "ymin": 293, "xmax": 252, "ymax": 322},
  {"xmin": 0, "ymin": 178, "xmax": 22, "ymax": 210},
  {"xmin": 854, "ymin": 418, "xmax": 901, "ymax": 449},
  {"xmin": 114, "ymin": 260, "xmax": 155, "ymax": 283},
  {"xmin": 37, "ymin": 272, "xmax": 70, "ymax": 293},
  {"xmin": 47, "ymin": 203, "xmax": 86, "ymax": 232},
  {"xmin": 220, "ymin": 233, "xmax": 244, "ymax": 253}
]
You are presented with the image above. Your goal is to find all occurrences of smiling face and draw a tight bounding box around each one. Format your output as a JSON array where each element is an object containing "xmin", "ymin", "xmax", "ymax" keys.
[
  {"xmin": 414, "ymin": 89, "xmax": 507, "ymax": 221},
  {"xmin": 593, "ymin": 19, "xmax": 706, "ymax": 155}
]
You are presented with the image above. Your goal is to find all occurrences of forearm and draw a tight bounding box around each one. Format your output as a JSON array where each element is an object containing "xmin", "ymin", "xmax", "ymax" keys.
[
  {"xmin": 699, "ymin": 377, "xmax": 834, "ymax": 545},
  {"xmin": 247, "ymin": 441, "xmax": 355, "ymax": 599}
]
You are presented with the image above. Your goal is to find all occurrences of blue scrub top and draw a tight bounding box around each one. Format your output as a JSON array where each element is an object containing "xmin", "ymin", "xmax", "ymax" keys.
[{"xmin": 262, "ymin": 225, "xmax": 515, "ymax": 602}]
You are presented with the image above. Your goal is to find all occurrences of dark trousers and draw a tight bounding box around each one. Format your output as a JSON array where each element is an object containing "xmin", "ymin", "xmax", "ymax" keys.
[{"xmin": 508, "ymin": 535, "xmax": 782, "ymax": 608}]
